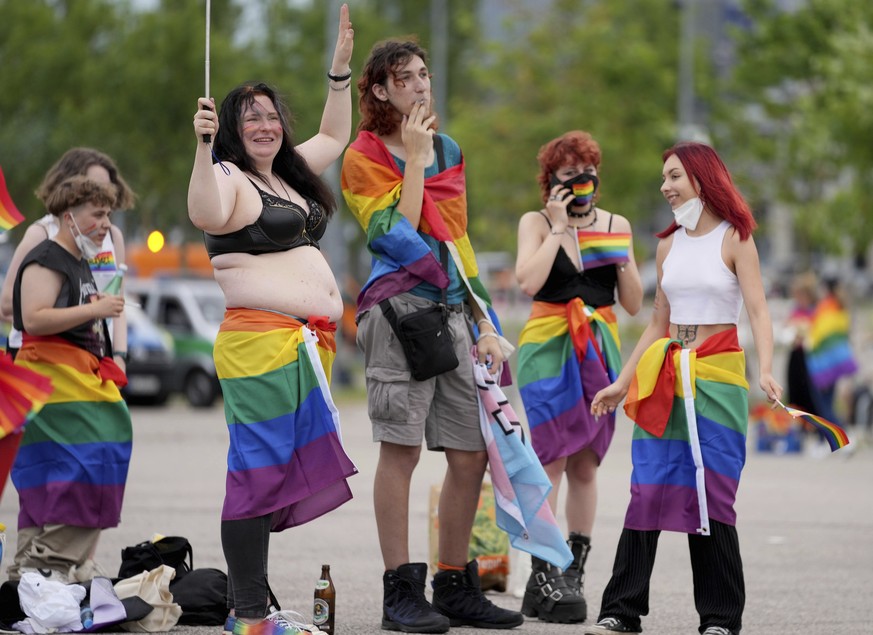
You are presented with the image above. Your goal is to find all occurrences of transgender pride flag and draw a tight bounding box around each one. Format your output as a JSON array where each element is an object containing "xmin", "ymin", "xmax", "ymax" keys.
[{"xmin": 473, "ymin": 360, "xmax": 573, "ymax": 569}]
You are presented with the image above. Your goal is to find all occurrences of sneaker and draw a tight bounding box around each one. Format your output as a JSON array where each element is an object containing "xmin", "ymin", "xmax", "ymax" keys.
[
  {"xmin": 702, "ymin": 628, "xmax": 734, "ymax": 635},
  {"xmin": 224, "ymin": 612, "xmax": 323, "ymax": 635},
  {"xmin": 431, "ymin": 560, "xmax": 524, "ymax": 629},
  {"xmin": 382, "ymin": 563, "xmax": 450, "ymax": 633},
  {"xmin": 583, "ymin": 616, "xmax": 642, "ymax": 634}
]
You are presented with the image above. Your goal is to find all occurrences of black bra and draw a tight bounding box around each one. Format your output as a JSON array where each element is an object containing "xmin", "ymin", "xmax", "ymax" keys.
[{"xmin": 204, "ymin": 179, "xmax": 326, "ymax": 258}]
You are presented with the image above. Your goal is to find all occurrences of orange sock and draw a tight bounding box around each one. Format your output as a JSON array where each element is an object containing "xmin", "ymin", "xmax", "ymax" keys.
[{"xmin": 437, "ymin": 561, "xmax": 466, "ymax": 571}]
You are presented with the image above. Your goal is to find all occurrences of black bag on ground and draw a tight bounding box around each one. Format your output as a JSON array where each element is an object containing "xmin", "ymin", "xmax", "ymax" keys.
[
  {"xmin": 118, "ymin": 535, "xmax": 193, "ymax": 580},
  {"xmin": 169, "ymin": 567, "xmax": 229, "ymax": 625}
]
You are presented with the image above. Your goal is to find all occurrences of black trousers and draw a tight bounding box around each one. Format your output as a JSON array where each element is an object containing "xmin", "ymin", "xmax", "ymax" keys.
[
  {"xmin": 598, "ymin": 519, "xmax": 745, "ymax": 634},
  {"xmin": 222, "ymin": 513, "xmax": 275, "ymax": 618}
]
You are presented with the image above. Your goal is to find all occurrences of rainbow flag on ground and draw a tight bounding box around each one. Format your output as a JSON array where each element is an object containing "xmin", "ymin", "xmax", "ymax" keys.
[
  {"xmin": 12, "ymin": 339, "xmax": 131, "ymax": 528},
  {"xmin": 806, "ymin": 296, "xmax": 858, "ymax": 390},
  {"xmin": 473, "ymin": 359, "xmax": 573, "ymax": 569},
  {"xmin": 776, "ymin": 400, "xmax": 849, "ymax": 452},
  {"xmin": 0, "ymin": 166, "xmax": 25, "ymax": 232},
  {"xmin": 214, "ymin": 309, "xmax": 357, "ymax": 529},
  {"xmin": 576, "ymin": 231, "xmax": 631, "ymax": 271}
]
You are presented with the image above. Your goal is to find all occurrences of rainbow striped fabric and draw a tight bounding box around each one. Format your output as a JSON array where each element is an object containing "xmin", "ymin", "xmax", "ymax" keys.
[
  {"xmin": 473, "ymin": 360, "xmax": 573, "ymax": 569},
  {"xmin": 779, "ymin": 401, "xmax": 849, "ymax": 452},
  {"xmin": 214, "ymin": 309, "xmax": 357, "ymax": 529},
  {"xmin": 806, "ymin": 295, "xmax": 858, "ymax": 390},
  {"xmin": 11, "ymin": 338, "xmax": 132, "ymax": 528},
  {"xmin": 518, "ymin": 300, "xmax": 621, "ymax": 465},
  {"xmin": 0, "ymin": 166, "xmax": 25, "ymax": 232},
  {"xmin": 622, "ymin": 329, "xmax": 749, "ymax": 534},
  {"xmin": 576, "ymin": 231, "xmax": 631, "ymax": 271},
  {"xmin": 0, "ymin": 357, "xmax": 53, "ymax": 438},
  {"xmin": 341, "ymin": 131, "xmax": 500, "ymax": 328}
]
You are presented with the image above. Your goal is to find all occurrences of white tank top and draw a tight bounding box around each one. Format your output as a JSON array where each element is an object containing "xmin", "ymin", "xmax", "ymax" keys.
[
  {"xmin": 660, "ymin": 220, "xmax": 743, "ymax": 325},
  {"xmin": 8, "ymin": 215, "xmax": 120, "ymax": 348}
]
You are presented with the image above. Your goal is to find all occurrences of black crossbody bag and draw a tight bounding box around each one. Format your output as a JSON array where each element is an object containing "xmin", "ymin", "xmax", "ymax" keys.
[{"xmin": 378, "ymin": 136, "xmax": 460, "ymax": 381}]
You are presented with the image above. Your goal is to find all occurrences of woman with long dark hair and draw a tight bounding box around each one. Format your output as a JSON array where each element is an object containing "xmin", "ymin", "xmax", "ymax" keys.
[{"xmin": 188, "ymin": 6, "xmax": 357, "ymax": 634}]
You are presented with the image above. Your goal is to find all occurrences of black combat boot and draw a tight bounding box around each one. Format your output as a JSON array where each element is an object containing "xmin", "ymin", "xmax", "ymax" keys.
[
  {"xmin": 566, "ymin": 532, "xmax": 591, "ymax": 613},
  {"xmin": 520, "ymin": 551, "xmax": 587, "ymax": 623},
  {"xmin": 382, "ymin": 563, "xmax": 451, "ymax": 633},
  {"xmin": 431, "ymin": 560, "xmax": 524, "ymax": 629}
]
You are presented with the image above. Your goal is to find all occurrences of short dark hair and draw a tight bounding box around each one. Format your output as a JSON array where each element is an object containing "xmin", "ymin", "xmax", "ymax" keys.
[{"xmin": 214, "ymin": 82, "xmax": 336, "ymax": 218}]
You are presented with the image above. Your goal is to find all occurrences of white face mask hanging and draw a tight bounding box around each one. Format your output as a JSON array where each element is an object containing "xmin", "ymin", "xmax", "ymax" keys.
[
  {"xmin": 68, "ymin": 213, "xmax": 102, "ymax": 261},
  {"xmin": 672, "ymin": 197, "xmax": 704, "ymax": 231}
]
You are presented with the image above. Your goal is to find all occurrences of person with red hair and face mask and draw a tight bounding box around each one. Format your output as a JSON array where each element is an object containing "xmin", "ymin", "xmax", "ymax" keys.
[
  {"xmin": 585, "ymin": 142, "xmax": 782, "ymax": 635},
  {"xmin": 514, "ymin": 130, "xmax": 642, "ymax": 624}
]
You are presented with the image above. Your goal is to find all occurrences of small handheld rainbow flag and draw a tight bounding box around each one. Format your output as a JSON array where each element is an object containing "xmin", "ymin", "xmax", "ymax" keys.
[
  {"xmin": 775, "ymin": 399, "xmax": 850, "ymax": 452},
  {"xmin": 0, "ymin": 166, "xmax": 25, "ymax": 233},
  {"xmin": 577, "ymin": 231, "xmax": 631, "ymax": 271}
]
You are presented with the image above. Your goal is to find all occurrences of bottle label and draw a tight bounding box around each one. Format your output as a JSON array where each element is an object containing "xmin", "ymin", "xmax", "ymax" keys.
[
  {"xmin": 315, "ymin": 580, "xmax": 330, "ymax": 590},
  {"xmin": 313, "ymin": 598, "xmax": 330, "ymax": 625}
]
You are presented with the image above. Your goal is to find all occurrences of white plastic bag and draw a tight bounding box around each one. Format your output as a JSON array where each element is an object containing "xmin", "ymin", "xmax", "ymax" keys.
[{"xmin": 16, "ymin": 572, "xmax": 87, "ymax": 633}]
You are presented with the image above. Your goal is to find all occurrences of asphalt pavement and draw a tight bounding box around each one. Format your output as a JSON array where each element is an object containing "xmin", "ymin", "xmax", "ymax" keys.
[{"xmin": 1, "ymin": 395, "xmax": 870, "ymax": 635}]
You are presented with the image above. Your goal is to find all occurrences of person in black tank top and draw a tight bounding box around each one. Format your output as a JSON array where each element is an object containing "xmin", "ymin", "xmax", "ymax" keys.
[
  {"xmin": 515, "ymin": 131, "xmax": 642, "ymax": 624},
  {"xmin": 9, "ymin": 175, "xmax": 131, "ymax": 584}
]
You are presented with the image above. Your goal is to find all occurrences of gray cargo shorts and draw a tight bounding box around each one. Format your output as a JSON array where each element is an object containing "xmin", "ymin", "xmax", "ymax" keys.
[{"xmin": 356, "ymin": 293, "xmax": 485, "ymax": 452}]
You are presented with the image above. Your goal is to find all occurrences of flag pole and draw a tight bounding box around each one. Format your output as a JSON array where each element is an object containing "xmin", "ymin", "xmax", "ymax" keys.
[{"xmin": 203, "ymin": 0, "xmax": 212, "ymax": 143}]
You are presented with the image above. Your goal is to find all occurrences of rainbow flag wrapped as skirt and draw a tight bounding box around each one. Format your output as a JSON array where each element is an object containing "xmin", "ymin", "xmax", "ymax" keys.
[
  {"xmin": 473, "ymin": 359, "xmax": 573, "ymax": 569},
  {"xmin": 807, "ymin": 296, "xmax": 858, "ymax": 390},
  {"xmin": 11, "ymin": 339, "xmax": 131, "ymax": 529},
  {"xmin": 214, "ymin": 309, "xmax": 357, "ymax": 529},
  {"xmin": 518, "ymin": 299, "xmax": 621, "ymax": 465},
  {"xmin": 622, "ymin": 329, "xmax": 748, "ymax": 535}
]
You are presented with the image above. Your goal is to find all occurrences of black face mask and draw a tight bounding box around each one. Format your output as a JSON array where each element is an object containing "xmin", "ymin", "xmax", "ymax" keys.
[{"xmin": 549, "ymin": 172, "xmax": 599, "ymax": 207}]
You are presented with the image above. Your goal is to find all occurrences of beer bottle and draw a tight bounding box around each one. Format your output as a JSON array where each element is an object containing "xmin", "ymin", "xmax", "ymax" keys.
[{"xmin": 313, "ymin": 564, "xmax": 335, "ymax": 634}]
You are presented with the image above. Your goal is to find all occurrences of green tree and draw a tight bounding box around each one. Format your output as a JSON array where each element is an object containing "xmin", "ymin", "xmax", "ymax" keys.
[
  {"xmin": 449, "ymin": 0, "xmax": 692, "ymax": 257},
  {"xmin": 721, "ymin": 0, "xmax": 873, "ymax": 262}
]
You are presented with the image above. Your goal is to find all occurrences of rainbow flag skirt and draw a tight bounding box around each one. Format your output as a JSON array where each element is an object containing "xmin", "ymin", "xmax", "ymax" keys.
[{"xmin": 214, "ymin": 309, "xmax": 357, "ymax": 529}]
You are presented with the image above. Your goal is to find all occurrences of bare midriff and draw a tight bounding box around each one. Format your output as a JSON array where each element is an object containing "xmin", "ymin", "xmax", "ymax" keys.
[{"xmin": 212, "ymin": 247, "xmax": 343, "ymax": 322}]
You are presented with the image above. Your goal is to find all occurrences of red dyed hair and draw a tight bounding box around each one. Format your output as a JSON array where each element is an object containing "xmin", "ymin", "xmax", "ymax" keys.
[
  {"xmin": 657, "ymin": 142, "xmax": 756, "ymax": 240},
  {"xmin": 356, "ymin": 39, "xmax": 439, "ymax": 136},
  {"xmin": 536, "ymin": 131, "xmax": 601, "ymax": 204}
]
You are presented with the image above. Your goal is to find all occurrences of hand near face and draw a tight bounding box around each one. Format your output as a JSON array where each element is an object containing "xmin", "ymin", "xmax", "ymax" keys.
[
  {"xmin": 401, "ymin": 101, "xmax": 437, "ymax": 164},
  {"xmin": 545, "ymin": 184, "xmax": 574, "ymax": 233}
]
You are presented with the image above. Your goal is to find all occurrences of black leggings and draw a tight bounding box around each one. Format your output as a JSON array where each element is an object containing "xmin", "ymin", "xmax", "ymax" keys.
[
  {"xmin": 598, "ymin": 519, "xmax": 745, "ymax": 634},
  {"xmin": 222, "ymin": 513, "xmax": 275, "ymax": 618}
]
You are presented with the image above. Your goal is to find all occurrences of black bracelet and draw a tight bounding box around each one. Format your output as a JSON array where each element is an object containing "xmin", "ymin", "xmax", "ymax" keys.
[
  {"xmin": 327, "ymin": 70, "xmax": 352, "ymax": 82},
  {"xmin": 114, "ymin": 351, "xmax": 128, "ymax": 362}
]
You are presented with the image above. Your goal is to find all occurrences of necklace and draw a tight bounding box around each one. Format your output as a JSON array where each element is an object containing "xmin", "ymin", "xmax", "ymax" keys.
[
  {"xmin": 568, "ymin": 207, "xmax": 598, "ymax": 231},
  {"xmin": 261, "ymin": 173, "xmax": 291, "ymax": 201}
]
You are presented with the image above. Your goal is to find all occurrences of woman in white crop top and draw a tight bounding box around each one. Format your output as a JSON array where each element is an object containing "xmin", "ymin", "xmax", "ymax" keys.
[{"xmin": 584, "ymin": 142, "xmax": 782, "ymax": 635}]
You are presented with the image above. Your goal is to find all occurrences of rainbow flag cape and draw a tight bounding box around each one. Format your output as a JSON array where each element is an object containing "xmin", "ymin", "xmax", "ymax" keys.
[
  {"xmin": 214, "ymin": 309, "xmax": 357, "ymax": 529},
  {"xmin": 518, "ymin": 300, "xmax": 621, "ymax": 465},
  {"xmin": 473, "ymin": 359, "xmax": 573, "ymax": 569},
  {"xmin": 341, "ymin": 131, "xmax": 501, "ymax": 328},
  {"xmin": 776, "ymin": 400, "xmax": 849, "ymax": 452},
  {"xmin": 12, "ymin": 338, "xmax": 132, "ymax": 529},
  {"xmin": 0, "ymin": 166, "xmax": 25, "ymax": 232},
  {"xmin": 576, "ymin": 231, "xmax": 631, "ymax": 271},
  {"xmin": 623, "ymin": 329, "xmax": 749, "ymax": 534},
  {"xmin": 806, "ymin": 296, "xmax": 858, "ymax": 390}
]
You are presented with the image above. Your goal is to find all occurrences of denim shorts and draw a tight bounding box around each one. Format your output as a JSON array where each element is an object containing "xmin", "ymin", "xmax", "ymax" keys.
[{"xmin": 356, "ymin": 293, "xmax": 484, "ymax": 451}]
